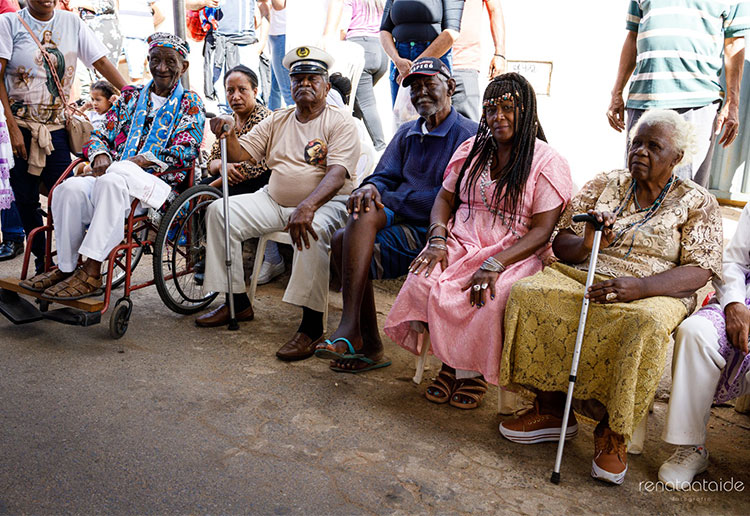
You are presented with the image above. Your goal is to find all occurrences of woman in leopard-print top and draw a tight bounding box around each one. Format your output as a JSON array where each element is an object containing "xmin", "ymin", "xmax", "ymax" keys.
[{"xmin": 204, "ymin": 65, "xmax": 272, "ymax": 196}]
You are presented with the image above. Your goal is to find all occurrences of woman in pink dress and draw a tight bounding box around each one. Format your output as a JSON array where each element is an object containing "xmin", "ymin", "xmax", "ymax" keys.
[{"xmin": 384, "ymin": 73, "xmax": 572, "ymax": 409}]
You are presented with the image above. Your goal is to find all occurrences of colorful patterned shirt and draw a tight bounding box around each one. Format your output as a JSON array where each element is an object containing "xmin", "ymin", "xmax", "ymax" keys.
[
  {"xmin": 625, "ymin": 0, "xmax": 750, "ymax": 110},
  {"xmin": 84, "ymin": 84, "xmax": 205, "ymax": 189}
]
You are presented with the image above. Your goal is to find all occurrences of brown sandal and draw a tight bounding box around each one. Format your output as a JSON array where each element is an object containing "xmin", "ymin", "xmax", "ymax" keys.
[
  {"xmin": 425, "ymin": 369, "xmax": 457, "ymax": 404},
  {"xmin": 19, "ymin": 269, "xmax": 71, "ymax": 292},
  {"xmin": 41, "ymin": 268, "xmax": 103, "ymax": 301},
  {"xmin": 449, "ymin": 377, "xmax": 488, "ymax": 410}
]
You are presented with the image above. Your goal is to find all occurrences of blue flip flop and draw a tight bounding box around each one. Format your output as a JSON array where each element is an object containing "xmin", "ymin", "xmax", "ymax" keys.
[
  {"xmin": 313, "ymin": 337, "xmax": 364, "ymax": 360},
  {"xmin": 330, "ymin": 356, "xmax": 392, "ymax": 374}
]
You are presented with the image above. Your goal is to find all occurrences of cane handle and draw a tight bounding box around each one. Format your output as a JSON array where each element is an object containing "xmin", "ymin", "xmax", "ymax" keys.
[{"xmin": 572, "ymin": 213, "xmax": 606, "ymax": 232}]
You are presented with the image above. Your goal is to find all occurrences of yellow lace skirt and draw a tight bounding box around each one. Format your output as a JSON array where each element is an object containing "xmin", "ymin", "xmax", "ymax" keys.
[{"xmin": 500, "ymin": 262, "xmax": 687, "ymax": 439}]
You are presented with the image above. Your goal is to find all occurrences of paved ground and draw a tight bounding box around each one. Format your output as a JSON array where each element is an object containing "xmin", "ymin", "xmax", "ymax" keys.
[{"xmin": 0, "ymin": 224, "xmax": 749, "ymax": 515}]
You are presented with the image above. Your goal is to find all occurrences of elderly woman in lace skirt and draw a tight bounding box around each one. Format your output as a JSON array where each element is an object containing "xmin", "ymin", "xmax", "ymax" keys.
[{"xmin": 498, "ymin": 110, "xmax": 723, "ymax": 486}]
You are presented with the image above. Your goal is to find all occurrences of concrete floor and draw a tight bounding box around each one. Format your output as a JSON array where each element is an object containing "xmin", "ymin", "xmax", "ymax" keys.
[{"xmin": 0, "ymin": 240, "xmax": 749, "ymax": 515}]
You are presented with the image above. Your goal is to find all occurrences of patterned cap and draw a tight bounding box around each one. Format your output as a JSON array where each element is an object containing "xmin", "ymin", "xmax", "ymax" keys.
[{"xmin": 147, "ymin": 32, "xmax": 190, "ymax": 59}]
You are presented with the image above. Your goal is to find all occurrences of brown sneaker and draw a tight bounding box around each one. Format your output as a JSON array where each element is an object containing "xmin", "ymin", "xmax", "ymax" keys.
[
  {"xmin": 591, "ymin": 423, "xmax": 628, "ymax": 485},
  {"xmin": 499, "ymin": 401, "xmax": 578, "ymax": 444}
]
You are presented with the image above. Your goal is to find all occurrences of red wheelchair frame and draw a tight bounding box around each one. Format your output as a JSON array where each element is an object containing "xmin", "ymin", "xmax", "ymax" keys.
[{"xmin": 0, "ymin": 158, "xmax": 221, "ymax": 339}]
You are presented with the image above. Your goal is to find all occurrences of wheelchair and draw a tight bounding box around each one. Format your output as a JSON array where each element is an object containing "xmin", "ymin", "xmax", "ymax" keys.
[{"xmin": 0, "ymin": 158, "xmax": 222, "ymax": 339}]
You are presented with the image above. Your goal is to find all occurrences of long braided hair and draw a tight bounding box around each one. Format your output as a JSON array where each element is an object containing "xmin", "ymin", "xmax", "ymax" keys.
[{"xmin": 452, "ymin": 73, "xmax": 546, "ymax": 225}]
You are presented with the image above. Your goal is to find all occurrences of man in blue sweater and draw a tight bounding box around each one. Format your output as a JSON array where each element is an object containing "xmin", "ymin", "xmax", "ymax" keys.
[{"xmin": 313, "ymin": 57, "xmax": 478, "ymax": 372}]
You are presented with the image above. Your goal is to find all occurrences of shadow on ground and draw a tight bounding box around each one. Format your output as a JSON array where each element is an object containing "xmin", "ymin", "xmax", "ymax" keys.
[{"xmin": 0, "ymin": 229, "xmax": 748, "ymax": 515}]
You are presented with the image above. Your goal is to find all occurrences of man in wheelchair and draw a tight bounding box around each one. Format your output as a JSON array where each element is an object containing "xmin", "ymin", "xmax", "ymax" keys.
[
  {"xmin": 19, "ymin": 33, "xmax": 205, "ymax": 301},
  {"xmin": 199, "ymin": 46, "xmax": 360, "ymax": 361}
]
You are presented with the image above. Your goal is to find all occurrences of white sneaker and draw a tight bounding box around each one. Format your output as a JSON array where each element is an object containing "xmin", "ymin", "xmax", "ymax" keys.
[
  {"xmin": 254, "ymin": 259, "xmax": 285, "ymax": 285},
  {"xmin": 658, "ymin": 446, "xmax": 709, "ymax": 490}
]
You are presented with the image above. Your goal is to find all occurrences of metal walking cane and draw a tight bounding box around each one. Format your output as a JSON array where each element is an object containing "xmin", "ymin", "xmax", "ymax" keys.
[
  {"xmin": 550, "ymin": 213, "xmax": 606, "ymax": 484},
  {"xmin": 219, "ymin": 121, "xmax": 239, "ymax": 331}
]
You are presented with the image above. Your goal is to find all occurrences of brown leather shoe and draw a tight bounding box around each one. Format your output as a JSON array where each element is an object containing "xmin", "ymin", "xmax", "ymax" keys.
[
  {"xmin": 591, "ymin": 422, "xmax": 628, "ymax": 485},
  {"xmin": 195, "ymin": 303, "xmax": 254, "ymax": 327},
  {"xmin": 276, "ymin": 333, "xmax": 324, "ymax": 361}
]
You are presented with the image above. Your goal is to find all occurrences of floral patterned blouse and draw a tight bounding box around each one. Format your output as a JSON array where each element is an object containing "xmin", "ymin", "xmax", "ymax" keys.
[
  {"xmin": 84, "ymin": 84, "xmax": 205, "ymax": 190},
  {"xmin": 208, "ymin": 103, "xmax": 271, "ymax": 181},
  {"xmin": 557, "ymin": 168, "xmax": 723, "ymax": 311}
]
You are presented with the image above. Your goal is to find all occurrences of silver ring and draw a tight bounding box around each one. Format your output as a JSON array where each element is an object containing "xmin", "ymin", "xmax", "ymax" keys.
[
  {"xmin": 606, "ymin": 292, "xmax": 617, "ymax": 301},
  {"xmin": 481, "ymin": 283, "xmax": 489, "ymax": 290},
  {"xmin": 473, "ymin": 284, "xmax": 481, "ymax": 291}
]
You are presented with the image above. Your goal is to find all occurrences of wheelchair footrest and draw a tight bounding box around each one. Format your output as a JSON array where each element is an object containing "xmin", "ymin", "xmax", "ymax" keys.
[
  {"xmin": 43, "ymin": 307, "xmax": 101, "ymax": 327},
  {"xmin": 0, "ymin": 288, "xmax": 44, "ymax": 324}
]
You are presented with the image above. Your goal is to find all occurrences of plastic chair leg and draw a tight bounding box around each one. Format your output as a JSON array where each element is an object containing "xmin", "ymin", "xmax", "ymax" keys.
[
  {"xmin": 628, "ymin": 408, "xmax": 649, "ymax": 455},
  {"xmin": 735, "ymin": 394, "xmax": 750, "ymax": 414},
  {"xmin": 248, "ymin": 235, "xmax": 269, "ymax": 303},
  {"xmin": 413, "ymin": 332, "xmax": 431, "ymax": 384}
]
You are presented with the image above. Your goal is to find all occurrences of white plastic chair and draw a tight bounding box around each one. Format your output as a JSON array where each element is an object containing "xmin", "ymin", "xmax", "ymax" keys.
[
  {"xmin": 326, "ymin": 40, "xmax": 365, "ymax": 114},
  {"xmin": 247, "ymin": 137, "xmax": 378, "ymax": 332}
]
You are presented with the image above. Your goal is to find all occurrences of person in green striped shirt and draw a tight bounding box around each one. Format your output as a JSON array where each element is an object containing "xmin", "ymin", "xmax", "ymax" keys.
[{"xmin": 607, "ymin": 0, "xmax": 749, "ymax": 187}]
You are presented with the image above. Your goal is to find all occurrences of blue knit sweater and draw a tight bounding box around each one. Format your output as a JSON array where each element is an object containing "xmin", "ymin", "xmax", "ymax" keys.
[{"xmin": 362, "ymin": 107, "xmax": 477, "ymax": 224}]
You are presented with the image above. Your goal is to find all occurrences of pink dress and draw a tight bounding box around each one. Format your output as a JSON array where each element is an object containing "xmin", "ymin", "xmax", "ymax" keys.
[{"xmin": 384, "ymin": 137, "xmax": 572, "ymax": 385}]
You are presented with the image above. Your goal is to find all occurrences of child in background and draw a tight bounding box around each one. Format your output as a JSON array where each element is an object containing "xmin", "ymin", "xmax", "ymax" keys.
[
  {"xmin": 83, "ymin": 80, "xmax": 118, "ymax": 131},
  {"xmin": 76, "ymin": 80, "xmax": 119, "ymax": 176}
]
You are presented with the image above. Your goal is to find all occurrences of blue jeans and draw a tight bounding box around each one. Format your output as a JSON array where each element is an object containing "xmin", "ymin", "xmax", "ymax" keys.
[
  {"xmin": 268, "ymin": 34, "xmax": 294, "ymax": 110},
  {"xmin": 1, "ymin": 200, "xmax": 24, "ymax": 243},
  {"xmin": 390, "ymin": 41, "xmax": 452, "ymax": 105}
]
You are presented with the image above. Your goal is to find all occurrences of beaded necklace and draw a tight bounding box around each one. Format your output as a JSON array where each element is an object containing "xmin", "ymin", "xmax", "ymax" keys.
[
  {"xmin": 478, "ymin": 157, "xmax": 527, "ymax": 240},
  {"xmin": 610, "ymin": 174, "xmax": 676, "ymax": 258}
]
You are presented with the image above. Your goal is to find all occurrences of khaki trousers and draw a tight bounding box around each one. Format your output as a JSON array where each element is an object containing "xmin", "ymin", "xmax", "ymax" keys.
[{"xmin": 203, "ymin": 186, "xmax": 348, "ymax": 312}]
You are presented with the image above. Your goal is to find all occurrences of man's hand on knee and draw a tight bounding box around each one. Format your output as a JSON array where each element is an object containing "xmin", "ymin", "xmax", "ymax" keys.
[
  {"xmin": 91, "ymin": 154, "xmax": 113, "ymax": 177},
  {"xmin": 285, "ymin": 203, "xmax": 319, "ymax": 250},
  {"xmin": 725, "ymin": 302, "xmax": 750, "ymax": 354},
  {"xmin": 347, "ymin": 184, "xmax": 384, "ymax": 220}
]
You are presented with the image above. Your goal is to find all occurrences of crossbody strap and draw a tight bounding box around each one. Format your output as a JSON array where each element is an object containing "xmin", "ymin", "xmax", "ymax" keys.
[{"xmin": 16, "ymin": 12, "xmax": 85, "ymax": 118}]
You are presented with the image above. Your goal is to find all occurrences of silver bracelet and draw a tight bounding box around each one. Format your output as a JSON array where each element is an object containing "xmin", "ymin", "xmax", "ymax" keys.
[
  {"xmin": 480, "ymin": 256, "xmax": 505, "ymax": 273},
  {"xmin": 427, "ymin": 221, "xmax": 450, "ymax": 237},
  {"xmin": 428, "ymin": 242, "xmax": 448, "ymax": 251}
]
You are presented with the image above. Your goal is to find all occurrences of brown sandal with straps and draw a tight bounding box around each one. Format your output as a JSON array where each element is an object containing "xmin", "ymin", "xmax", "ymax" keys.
[
  {"xmin": 425, "ymin": 369, "xmax": 457, "ymax": 404},
  {"xmin": 41, "ymin": 268, "xmax": 103, "ymax": 301},
  {"xmin": 449, "ymin": 377, "xmax": 488, "ymax": 410},
  {"xmin": 19, "ymin": 269, "xmax": 72, "ymax": 292}
]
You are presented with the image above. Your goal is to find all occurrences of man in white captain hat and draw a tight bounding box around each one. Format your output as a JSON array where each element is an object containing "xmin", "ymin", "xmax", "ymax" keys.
[{"xmin": 198, "ymin": 46, "xmax": 361, "ymax": 363}]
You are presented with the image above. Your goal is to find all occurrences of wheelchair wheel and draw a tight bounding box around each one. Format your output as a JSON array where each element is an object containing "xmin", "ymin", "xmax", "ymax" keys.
[
  {"xmin": 109, "ymin": 298, "xmax": 132, "ymax": 339},
  {"xmin": 103, "ymin": 226, "xmax": 147, "ymax": 289},
  {"xmin": 153, "ymin": 185, "xmax": 221, "ymax": 315}
]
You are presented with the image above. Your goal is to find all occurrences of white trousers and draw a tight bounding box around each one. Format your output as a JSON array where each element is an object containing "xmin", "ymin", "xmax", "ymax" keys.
[
  {"xmin": 662, "ymin": 315, "xmax": 750, "ymax": 445},
  {"xmin": 52, "ymin": 160, "xmax": 170, "ymax": 273},
  {"xmin": 203, "ymin": 186, "xmax": 348, "ymax": 312}
]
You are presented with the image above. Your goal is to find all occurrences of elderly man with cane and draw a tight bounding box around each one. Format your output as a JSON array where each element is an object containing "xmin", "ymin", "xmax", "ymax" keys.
[{"xmin": 197, "ymin": 46, "xmax": 360, "ymax": 362}]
